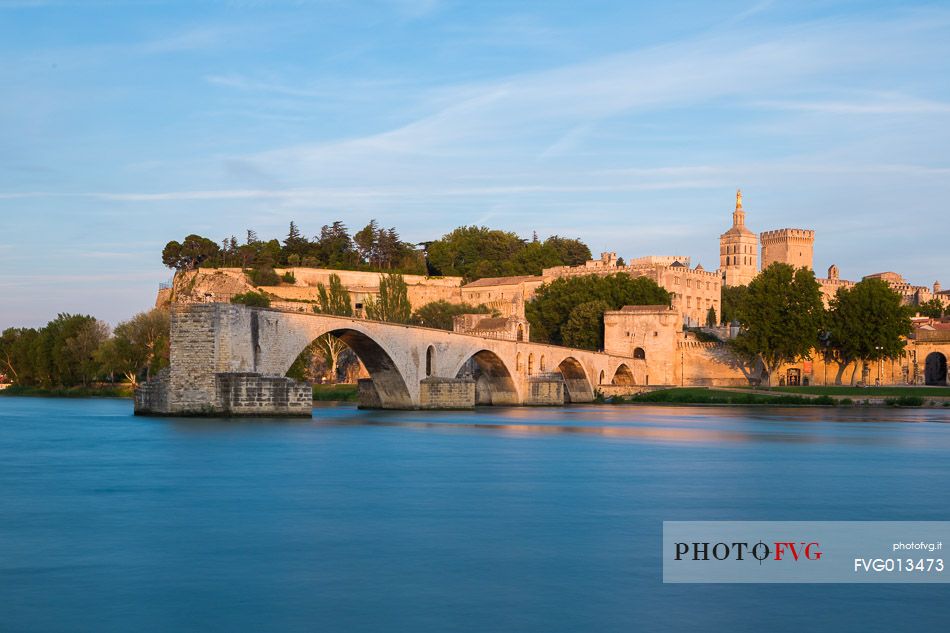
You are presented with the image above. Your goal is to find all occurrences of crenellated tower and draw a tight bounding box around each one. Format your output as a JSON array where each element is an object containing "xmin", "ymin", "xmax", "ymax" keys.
[
  {"xmin": 760, "ymin": 227, "xmax": 815, "ymax": 271},
  {"xmin": 719, "ymin": 189, "xmax": 759, "ymax": 287}
]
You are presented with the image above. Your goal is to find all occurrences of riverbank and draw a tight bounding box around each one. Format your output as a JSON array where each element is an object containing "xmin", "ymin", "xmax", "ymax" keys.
[
  {"xmin": 600, "ymin": 387, "xmax": 950, "ymax": 407},
  {"xmin": 0, "ymin": 383, "xmax": 360, "ymax": 403},
  {"xmin": 0, "ymin": 385, "xmax": 133, "ymax": 398},
  {"xmin": 312, "ymin": 384, "xmax": 358, "ymax": 402},
  {"xmin": 2, "ymin": 383, "xmax": 946, "ymax": 409}
]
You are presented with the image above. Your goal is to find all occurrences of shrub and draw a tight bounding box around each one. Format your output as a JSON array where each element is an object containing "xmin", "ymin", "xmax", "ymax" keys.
[
  {"xmin": 281, "ymin": 272, "xmax": 296, "ymax": 283},
  {"xmin": 246, "ymin": 266, "xmax": 281, "ymax": 286},
  {"xmin": 231, "ymin": 291, "xmax": 271, "ymax": 308},
  {"xmin": 884, "ymin": 396, "xmax": 924, "ymax": 407}
]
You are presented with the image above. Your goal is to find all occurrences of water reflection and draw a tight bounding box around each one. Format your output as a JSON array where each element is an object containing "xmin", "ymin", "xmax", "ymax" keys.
[{"xmin": 323, "ymin": 404, "xmax": 950, "ymax": 447}]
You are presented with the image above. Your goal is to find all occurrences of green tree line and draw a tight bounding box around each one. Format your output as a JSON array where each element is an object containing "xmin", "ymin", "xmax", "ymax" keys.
[
  {"xmin": 728, "ymin": 263, "xmax": 914, "ymax": 386},
  {"xmin": 161, "ymin": 222, "xmax": 592, "ymax": 283},
  {"xmin": 1, "ymin": 310, "xmax": 170, "ymax": 389}
]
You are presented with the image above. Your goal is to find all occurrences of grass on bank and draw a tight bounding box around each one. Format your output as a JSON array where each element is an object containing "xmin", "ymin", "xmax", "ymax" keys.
[
  {"xmin": 603, "ymin": 387, "xmax": 840, "ymax": 406},
  {"xmin": 770, "ymin": 386, "xmax": 950, "ymax": 397},
  {"xmin": 312, "ymin": 383, "xmax": 358, "ymax": 402},
  {"xmin": 604, "ymin": 388, "xmax": 945, "ymax": 407},
  {"xmin": 0, "ymin": 384, "xmax": 133, "ymax": 398}
]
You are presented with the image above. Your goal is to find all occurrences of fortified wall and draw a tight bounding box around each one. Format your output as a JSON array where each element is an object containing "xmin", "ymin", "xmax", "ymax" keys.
[{"xmin": 160, "ymin": 267, "xmax": 465, "ymax": 314}]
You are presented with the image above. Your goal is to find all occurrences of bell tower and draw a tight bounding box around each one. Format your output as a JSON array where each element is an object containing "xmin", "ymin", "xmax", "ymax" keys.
[{"xmin": 719, "ymin": 189, "xmax": 759, "ymax": 287}]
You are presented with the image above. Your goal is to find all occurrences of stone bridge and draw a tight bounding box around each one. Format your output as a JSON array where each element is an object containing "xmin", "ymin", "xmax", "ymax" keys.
[{"xmin": 135, "ymin": 303, "xmax": 647, "ymax": 416}]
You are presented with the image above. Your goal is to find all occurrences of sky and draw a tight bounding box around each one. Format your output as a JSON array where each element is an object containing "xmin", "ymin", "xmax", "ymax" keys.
[{"xmin": 1, "ymin": 0, "xmax": 949, "ymax": 328}]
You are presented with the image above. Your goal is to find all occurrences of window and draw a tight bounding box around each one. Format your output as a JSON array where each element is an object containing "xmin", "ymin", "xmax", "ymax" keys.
[
  {"xmin": 425, "ymin": 346, "xmax": 434, "ymax": 377},
  {"xmin": 686, "ymin": 279, "xmax": 692, "ymax": 288},
  {"xmin": 634, "ymin": 347, "xmax": 646, "ymax": 360}
]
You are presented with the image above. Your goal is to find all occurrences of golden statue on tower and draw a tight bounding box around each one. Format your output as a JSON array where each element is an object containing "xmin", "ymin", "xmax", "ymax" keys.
[{"xmin": 736, "ymin": 188, "xmax": 743, "ymax": 211}]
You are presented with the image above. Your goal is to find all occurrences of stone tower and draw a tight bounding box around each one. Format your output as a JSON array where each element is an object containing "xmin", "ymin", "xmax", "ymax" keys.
[
  {"xmin": 760, "ymin": 228, "xmax": 815, "ymax": 271},
  {"xmin": 719, "ymin": 189, "xmax": 759, "ymax": 287}
]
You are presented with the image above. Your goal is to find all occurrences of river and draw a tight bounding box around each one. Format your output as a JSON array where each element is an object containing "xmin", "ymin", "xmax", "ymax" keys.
[{"xmin": 1, "ymin": 398, "xmax": 948, "ymax": 632}]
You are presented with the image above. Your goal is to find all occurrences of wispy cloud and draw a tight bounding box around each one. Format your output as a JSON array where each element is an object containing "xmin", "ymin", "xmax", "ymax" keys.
[
  {"xmin": 755, "ymin": 95, "xmax": 950, "ymax": 114},
  {"xmin": 137, "ymin": 26, "xmax": 236, "ymax": 55},
  {"xmin": 3, "ymin": 161, "xmax": 949, "ymax": 205}
]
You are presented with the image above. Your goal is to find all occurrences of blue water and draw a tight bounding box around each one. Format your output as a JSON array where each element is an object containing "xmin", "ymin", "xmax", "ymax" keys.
[{"xmin": 1, "ymin": 398, "xmax": 949, "ymax": 632}]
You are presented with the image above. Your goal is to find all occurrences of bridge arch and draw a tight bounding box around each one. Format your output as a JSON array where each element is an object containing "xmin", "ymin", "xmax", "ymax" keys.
[
  {"xmin": 611, "ymin": 363, "xmax": 635, "ymax": 386},
  {"xmin": 281, "ymin": 324, "xmax": 414, "ymax": 409},
  {"xmin": 925, "ymin": 352, "xmax": 948, "ymax": 386},
  {"xmin": 454, "ymin": 349, "xmax": 519, "ymax": 405},
  {"xmin": 555, "ymin": 356, "xmax": 594, "ymax": 403}
]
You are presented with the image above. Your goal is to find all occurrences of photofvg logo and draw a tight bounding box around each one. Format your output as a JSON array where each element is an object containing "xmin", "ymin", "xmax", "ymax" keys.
[
  {"xmin": 663, "ymin": 522, "xmax": 948, "ymax": 583},
  {"xmin": 675, "ymin": 540, "xmax": 822, "ymax": 563}
]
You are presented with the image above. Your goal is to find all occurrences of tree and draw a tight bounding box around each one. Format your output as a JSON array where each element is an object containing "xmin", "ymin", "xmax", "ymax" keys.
[
  {"xmin": 314, "ymin": 221, "xmax": 357, "ymax": 268},
  {"xmin": 562, "ymin": 300, "xmax": 611, "ymax": 350},
  {"xmin": 526, "ymin": 273, "xmax": 670, "ymax": 345},
  {"xmin": 315, "ymin": 274, "xmax": 353, "ymax": 317},
  {"xmin": 231, "ymin": 291, "xmax": 271, "ymax": 307},
  {"xmin": 282, "ymin": 221, "xmax": 309, "ymax": 263},
  {"xmin": 161, "ymin": 234, "xmax": 221, "ymax": 270},
  {"xmin": 354, "ymin": 220, "xmax": 380, "ymax": 266},
  {"xmin": 543, "ymin": 236, "xmax": 592, "ymax": 266},
  {"xmin": 706, "ymin": 306, "xmax": 717, "ymax": 327},
  {"xmin": 0, "ymin": 328, "xmax": 36, "ymax": 384},
  {"xmin": 730, "ymin": 263, "xmax": 824, "ymax": 387},
  {"xmin": 720, "ymin": 285, "xmax": 748, "ymax": 325},
  {"xmin": 916, "ymin": 297, "xmax": 946, "ymax": 319},
  {"xmin": 512, "ymin": 240, "xmax": 563, "ymax": 275},
  {"xmin": 309, "ymin": 273, "xmax": 354, "ymax": 382},
  {"xmin": 426, "ymin": 226, "xmax": 593, "ymax": 280},
  {"xmin": 411, "ymin": 301, "xmax": 492, "ymax": 331},
  {"xmin": 426, "ymin": 226, "xmax": 528, "ymax": 280},
  {"xmin": 123, "ymin": 309, "xmax": 170, "ymax": 382},
  {"xmin": 365, "ymin": 273, "xmax": 411, "ymax": 323},
  {"xmin": 823, "ymin": 278, "xmax": 911, "ymax": 385},
  {"xmin": 21, "ymin": 314, "xmax": 111, "ymax": 387}
]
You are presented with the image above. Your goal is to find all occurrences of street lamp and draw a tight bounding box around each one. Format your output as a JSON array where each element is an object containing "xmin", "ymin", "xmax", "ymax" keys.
[{"xmin": 875, "ymin": 346, "xmax": 883, "ymax": 386}]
